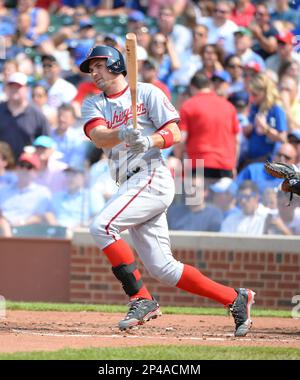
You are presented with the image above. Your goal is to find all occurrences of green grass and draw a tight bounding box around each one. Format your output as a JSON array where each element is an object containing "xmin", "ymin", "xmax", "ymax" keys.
[
  {"xmin": 0, "ymin": 346, "xmax": 299, "ymax": 360},
  {"xmin": 6, "ymin": 300, "xmax": 291, "ymax": 318}
]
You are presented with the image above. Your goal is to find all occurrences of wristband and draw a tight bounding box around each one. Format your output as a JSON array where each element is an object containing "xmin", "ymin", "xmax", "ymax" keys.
[{"xmin": 156, "ymin": 129, "xmax": 174, "ymax": 149}]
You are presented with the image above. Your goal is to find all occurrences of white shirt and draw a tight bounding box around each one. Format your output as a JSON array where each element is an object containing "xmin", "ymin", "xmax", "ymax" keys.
[
  {"xmin": 47, "ymin": 78, "xmax": 78, "ymax": 108},
  {"xmin": 200, "ymin": 17, "xmax": 238, "ymax": 54},
  {"xmin": 221, "ymin": 203, "xmax": 270, "ymax": 235}
]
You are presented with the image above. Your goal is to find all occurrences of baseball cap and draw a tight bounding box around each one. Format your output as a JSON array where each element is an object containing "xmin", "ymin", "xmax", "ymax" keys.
[
  {"xmin": 234, "ymin": 27, "xmax": 252, "ymax": 38},
  {"xmin": 212, "ymin": 70, "xmax": 231, "ymax": 83},
  {"xmin": 210, "ymin": 177, "xmax": 237, "ymax": 195},
  {"xmin": 18, "ymin": 152, "xmax": 41, "ymax": 170},
  {"xmin": 128, "ymin": 10, "xmax": 145, "ymax": 23},
  {"xmin": 64, "ymin": 164, "xmax": 85, "ymax": 173},
  {"xmin": 276, "ymin": 31, "xmax": 294, "ymax": 45},
  {"xmin": 41, "ymin": 54, "xmax": 58, "ymax": 64},
  {"xmin": 33, "ymin": 135, "xmax": 56, "ymax": 149},
  {"xmin": 228, "ymin": 90, "xmax": 249, "ymax": 108},
  {"xmin": 244, "ymin": 61, "xmax": 261, "ymax": 73},
  {"xmin": 288, "ymin": 130, "xmax": 300, "ymax": 143},
  {"xmin": 79, "ymin": 19, "xmax": 94, "ymax": 30},
  {"xmin": 7, "ymin": 72, "xmax": 28, "ymax": 86}
]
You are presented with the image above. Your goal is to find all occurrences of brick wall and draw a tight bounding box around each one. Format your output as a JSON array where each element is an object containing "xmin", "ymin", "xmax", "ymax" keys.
[{"xmin": 70, "ymin": 236, "xmax": 300, "ymax": 309}]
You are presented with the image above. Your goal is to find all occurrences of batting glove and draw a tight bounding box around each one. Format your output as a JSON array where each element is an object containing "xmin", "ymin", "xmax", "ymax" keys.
[
  {"xmin": 129, "ymin": 136, "xmax": 154, "ymax": 154},
  {"xmin": 118, "ymin": 125, "xmax": 142, "ymax": 145}
]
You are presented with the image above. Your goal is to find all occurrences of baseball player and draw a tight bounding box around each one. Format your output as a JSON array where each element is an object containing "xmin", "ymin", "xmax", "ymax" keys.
[{"xmin": 80, "ymin": 45, "xmax": 255, "ymax": 336}]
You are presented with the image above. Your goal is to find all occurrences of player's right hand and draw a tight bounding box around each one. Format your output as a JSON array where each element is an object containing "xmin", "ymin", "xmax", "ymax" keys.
[{"xmin": 118, "ymin": 125, "xmax": 142, "ymax": 144}]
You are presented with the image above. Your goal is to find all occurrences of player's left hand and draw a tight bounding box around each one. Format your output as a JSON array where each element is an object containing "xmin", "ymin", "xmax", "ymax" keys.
[
  {"xmin": 129, "ymin": 136, "xmax": 153, "ymax": 154},
  {"xmin": 118, "ymin": 125, "xmax": 141, "ymax": 144}
]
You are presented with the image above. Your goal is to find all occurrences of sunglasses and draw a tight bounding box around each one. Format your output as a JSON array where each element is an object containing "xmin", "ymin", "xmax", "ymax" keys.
[
  {"xmin": 214, "ymin": 9, "xmax": 228, "ymax": 14},
  {"xmin": 42, "ymin": 63, "xmax": 54, "ymax": 68},
  {"xmin": 237, "ymin": 192, "xmax": 257, "ymax": 201},
  {"xmin": 18, "ymin": 161, "xmax": 35, "ymax": 170},
  {"xmin": 228, "ymin": 64, "xmax": 243, "ymax": 69},
  {"xmin": 255, "ymin": 11, "xmax": 267, "ymax": 17},
  {"xmin": 153, "ymin": 40, "xmax": 166, "ymax": 44}
]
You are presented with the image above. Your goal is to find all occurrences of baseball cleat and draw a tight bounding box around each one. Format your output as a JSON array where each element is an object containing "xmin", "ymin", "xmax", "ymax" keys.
[
  {"xmin": 230, "ymin": 288, "xmax": 256, "ymax": 337},
  {"xmin": 118, "ymin": 298, "xmax": 161, "ymax": 331}
]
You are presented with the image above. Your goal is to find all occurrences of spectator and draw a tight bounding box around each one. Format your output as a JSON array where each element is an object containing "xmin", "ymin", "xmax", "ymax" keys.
[
  {"xmin": 175, "ymin": 71, "xmax": 239, "ymax": 179},
  {"xmin": 200, "ymin": 0, "xmax": 238, "ymax": 55},
  {"xmin": 249, "ymin": 2, "xmax": 278, "ymax": 59},
  {"xmin": 51, "ymin": 103, "xmax": 88, "ymax": 167},
  {"xmin": 0, "ymin": 141, "xmax": 17, "ymax": 190},
  {"xmin": 148, "ymin": 33, "xmax": 180, "ymax": 91},
  {"xmin": 265, "ymin": 190, "xmax": 300, "ymax": 235},
  {"xmin": 209, "ymin": 177, "xmax": 238, "ymax": 218},
  {"xmin": 278, "ymin": 59, "xmax": 300, "ymax": 92},
  {"xmin": 172, "ymin": 24, "xmax": 208, "ymax": 88},
  {"xmin": 199, "ymin": 43, "xmax": 224, "ymax": 79},
  {"xmin": 41, "ymin": 54, "xmax": 78, "ymax": 108},
  {"xmin": 224, "ymin": 54, "xmax": 245, "ymax": 94},
  {"xmin": 167, "ymin": 174, "xmax": 223, "ymax": 231},
  {"xmin": 243, "ymin": 73, "xmax": 288, "ymax": 163},
  {"xmin": 270, "ymin": 0, "xmax": 300, "ymax": 29},
  {"xmin": 51, "ymin": 165, "xmax": 105, "ymax": 229},
  {"xmin": 0, "ymin": 152, "xmax": 53, "ymax": 237},
  {"xmin": 13, "ymin": 0, "xmax": 50, "ymax": 36},
  {"xmin": 0, "ymin": 72, "xmax": 50, "ymax": 159},
  {"xmin": 211, "ymin": 70, "xmax": 231, "ymax": 98},
  {"xmin": 233, "ymin": 27, "xmax": 265, "ymax": 69},
  {"xmin": 228, "ymin": 90, "xmax": 250, "ymax": 167},
  {"xmin": 32, "ymin": 135, "xmax": 68, "ymax": 194},
  {"xmin": 156, "ymin": 4, "xmax": 192, "ymax": 56},
  {"xmin": 279, "ymin": 75, "xmax": 300, "ymax": 131},
  {"xmin": 147, "ymin": 0, "xmax": 187, "ymax": 19},
  {"xmin": 221, "ymin": 180, "xmax": 270, "ymax": 234},
  {"xmin": 288, "ymin": 130, "xmax": 300, "ymax": 166},
  {"xmin": 230, "ymin": 0, "xmax": 256, "ymax": 27},
  {"xmin": 140, "ymin": 59, "xmax": 171, "ymax": 100},
  {"xmin": 265, "ymin": 31, "xmax": 300, "ymax": 76},
  {"xmin": 0, "ymin": 59, "xmax": 18, "ymax": 102},
  {"xmin": 262, "ymin": 187, "xmax": 278, "ymax": 210},
  {"xmin": 235, "ymin": 143, "xmax": 297, "ymax": 194},
  {"xmin": 31, "ymin": 84, "xmax": 57, "ymax": 128}
]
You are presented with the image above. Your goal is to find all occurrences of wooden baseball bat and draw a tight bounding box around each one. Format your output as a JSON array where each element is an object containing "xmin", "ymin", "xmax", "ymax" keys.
[{"xmin": 125, "ymin": 33, "xmax": 138, "ymax": 129}]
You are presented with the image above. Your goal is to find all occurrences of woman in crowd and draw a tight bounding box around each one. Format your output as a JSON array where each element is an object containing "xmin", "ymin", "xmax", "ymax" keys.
[{"xmin": 243, "ymin": 72, "xmax": 287, "ymax": 163}]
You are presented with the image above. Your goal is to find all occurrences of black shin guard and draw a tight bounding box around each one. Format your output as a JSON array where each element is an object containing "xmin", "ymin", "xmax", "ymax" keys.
[{"xmin": 112, "ymin": 262, "xmax": 143, "ymax": 297}]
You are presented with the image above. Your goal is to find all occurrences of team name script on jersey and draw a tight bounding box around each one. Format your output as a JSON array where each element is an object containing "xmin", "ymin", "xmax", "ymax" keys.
[{"xmin": 107, "ymin": 103, "xmax": 147, "ymax": 129}]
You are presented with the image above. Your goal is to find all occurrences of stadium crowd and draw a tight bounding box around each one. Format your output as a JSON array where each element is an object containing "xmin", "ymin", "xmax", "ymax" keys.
[{"xmin": 1, "ymin": 0, "xmax": 300, "ymax": 237}]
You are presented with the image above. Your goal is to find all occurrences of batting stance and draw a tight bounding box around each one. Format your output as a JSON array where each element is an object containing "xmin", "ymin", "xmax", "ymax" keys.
[{"xmin": 80, "ymin": 45, "xmax": 255, "ymax": 336}]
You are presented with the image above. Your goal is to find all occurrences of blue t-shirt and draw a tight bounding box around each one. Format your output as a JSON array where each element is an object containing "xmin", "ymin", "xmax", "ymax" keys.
[
  {"xmin": 248, "ymin": 104, "xmax": 287, "ymax": 159},
  {"xmin": 235, "ymin": 162, "xmax": 282, "ymax": 194},
  {"xmin": 167, "ymin": 203, "xmax": 223, "ymax": 232}
]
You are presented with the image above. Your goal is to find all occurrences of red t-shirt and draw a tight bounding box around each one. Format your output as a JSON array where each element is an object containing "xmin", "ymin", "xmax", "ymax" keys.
[
  {"xmin": 230, "ymin": 3, "xmax": 256, "ymax": 27},
  {"xmin": 179, "ymin": 92, "xmax": 239, "ymax": 170},
  {"xmin": 73, "ymin": 82, "xmax": 100, "ymax": 104},
  {"xmin": 153, "ymin": 79, "xmax": 172, "ymax": 101}
]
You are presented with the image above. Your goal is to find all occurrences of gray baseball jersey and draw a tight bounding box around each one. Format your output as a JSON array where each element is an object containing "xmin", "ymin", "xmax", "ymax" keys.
[
  {"xmin": 82, "ymin": 82, "xmax": 179, "ymax": 183},
  {"xmin": 83, "ymin": 82, "xmax": 184, "ymax": 286}
]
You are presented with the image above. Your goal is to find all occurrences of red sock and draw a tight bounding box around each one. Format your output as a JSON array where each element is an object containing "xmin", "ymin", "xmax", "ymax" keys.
[
  {"xmin": 176, "ymin": 264, "xmax": 237, "ymax": 306},
  {"xmin": 103, "ymin": 239, "xmax": 152, "ymax": 300}
]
